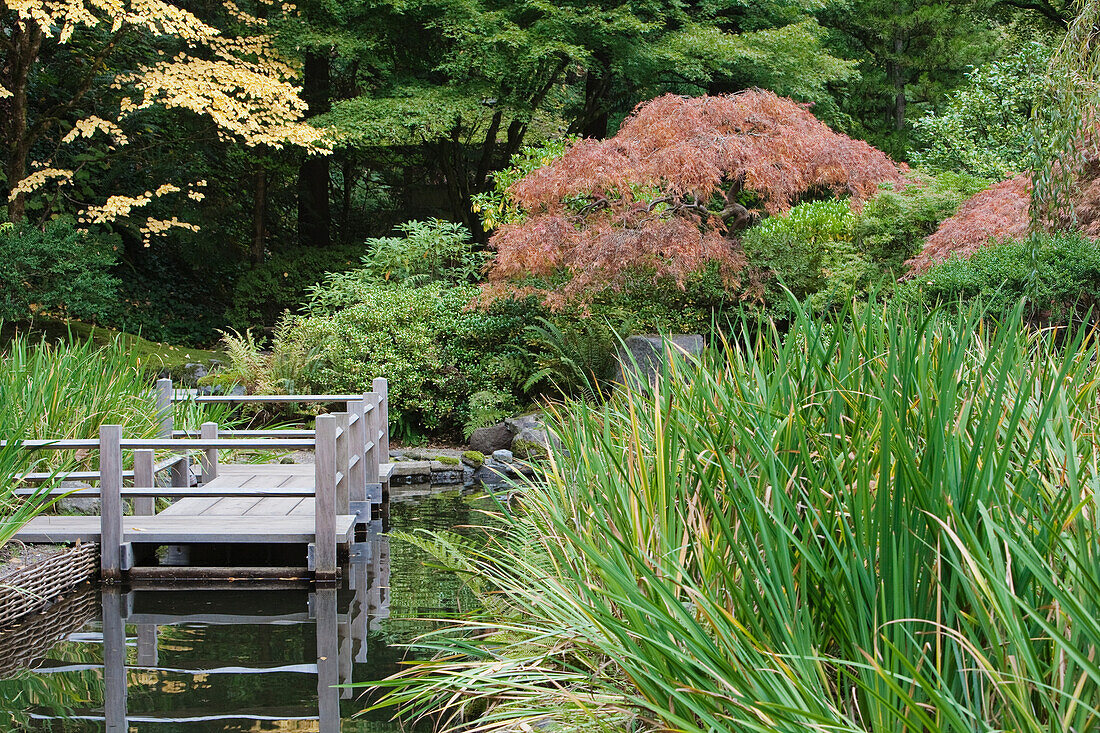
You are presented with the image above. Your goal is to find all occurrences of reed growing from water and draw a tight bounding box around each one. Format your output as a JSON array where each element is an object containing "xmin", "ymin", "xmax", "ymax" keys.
[{"xmin": 382, "ymin": 301, "xmax": 1100, "ymax": 732}]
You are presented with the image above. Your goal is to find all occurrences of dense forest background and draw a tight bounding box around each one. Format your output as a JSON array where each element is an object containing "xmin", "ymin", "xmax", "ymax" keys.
[{"xmin": 0, "ymin": 0, "xmax": 1066, "ymax": 345}]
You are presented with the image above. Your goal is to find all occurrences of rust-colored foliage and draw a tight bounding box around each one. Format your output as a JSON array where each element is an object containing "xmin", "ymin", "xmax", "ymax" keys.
[
  {"xmin": 907, "ymin": 157, "xmax": 1100, "ymax": 275},
  {"xmin": 906, "ymin": 175, "xmax": 1033, "ymax": 275},
  {"xmin": 485, "ymin": 89, "xmax": 906, "ymax": 305}
]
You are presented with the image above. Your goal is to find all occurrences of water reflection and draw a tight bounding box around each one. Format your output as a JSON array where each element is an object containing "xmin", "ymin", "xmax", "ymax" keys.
[{"xmin": 0, "ymin": 487, "xmax": 492, "ymax": 732}]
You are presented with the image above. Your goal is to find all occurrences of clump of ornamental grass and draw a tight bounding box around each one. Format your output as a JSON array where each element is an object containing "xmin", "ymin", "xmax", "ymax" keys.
[
  {"xmin": 0, "ymin": 332, "xmax": 235, "ymax": 544},
  {"xmin": 375, "ymin": 297, "xmax": 1100, "ymax": 733}
]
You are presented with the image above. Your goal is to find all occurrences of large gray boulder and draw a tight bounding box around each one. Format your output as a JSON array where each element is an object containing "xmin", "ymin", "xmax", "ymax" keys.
[
  {"xmin": 615, "ymin": 334, "xmax": 705, "ymax": 386},
  {"xmin": 468, "ymin": 422, "xmax": 515, "ymax": 454},
  {"xmin": 58, "ymin": 481, "xmax": 99, "ymax": 515},
  {"xmin": 506, "ymin": 414, "xmax": 557, "ymax": 460}
]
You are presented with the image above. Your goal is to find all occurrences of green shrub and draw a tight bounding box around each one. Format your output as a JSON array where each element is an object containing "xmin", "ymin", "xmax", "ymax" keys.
[
  {"xmin": 741, "ymin": 199, "xmax": 868, "ymax": 308},
  {"xmin": 911, "ymin": 42, "xmax": 1050, "ymax": 180},
  {"xmin": 896, "ymin": 232, "xmax": 1100, "ymax": 322},
  {"xmin": 0, "ymin": 218, "xmax": 119, "ymax": 323},
  {"xmin": 226, "ymin": 244, "xmax": 366, "ymax": 331},
  {"xmin": 854, "ymin": 171, "xmax": 989, "ymax": 272},
  {"xmin": 306, "ymin": 221, "xmax": 488, "ymax": 308},
  {"xmin": 282, "ymin": 282, "xmax": 533, "ymax": 439}
]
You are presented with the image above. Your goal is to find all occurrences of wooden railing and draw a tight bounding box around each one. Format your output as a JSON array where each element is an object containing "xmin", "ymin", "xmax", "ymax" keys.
[{"xmin": 7, "ymin": 379, "xmax": 391, "ymax": 584}]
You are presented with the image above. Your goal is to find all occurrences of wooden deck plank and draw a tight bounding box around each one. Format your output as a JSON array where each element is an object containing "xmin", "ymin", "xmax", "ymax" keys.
[
  {"xmin": 199, "ymin": 497, "xmax": 263, "ymax": 515},
  {"xmin": 159, "ymin": 496, "xmax": 221, "ymax": 516},
  {"xmin": 289, "ymin": 498, "xmax": 316, "ymax": 515},
  {"xmin": 246, "ymin": 497, "xmax": 304, "ymax": 516},
  {"xmin": 13, "ymin": 515, "xmax": 355, "ymax": 544}
]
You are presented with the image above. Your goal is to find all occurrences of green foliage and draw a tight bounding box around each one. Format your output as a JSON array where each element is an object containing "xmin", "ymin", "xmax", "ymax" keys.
[
  {"xmin": 463, "ymin": 389, "xmax": 519, "ymax": 439},
  {"xmin": 226, "ymin": 244, "xmax": 366, "ymax": 331},
  {"xmin": 741, "ymin": 199, "xmax": 867, "ymax": 306},
  {"xmin": 282, "ymin": 281, "xmax": 534, "ymax": 439},
  {"xmin": 0, "ymin": 218, "xmax": 119, "ymax": 323},
  {"xmin": 912, "ymin": 42, "xmax": 1051, "ymax": 179},
  {"xmin": 896, "ymin": 232, "xmax": 1100, "ymax": 321},
  {"xmin": 380, "ymin": 300, "xmax": 1100, "ymax": 732},
  {"xmin": 204, "ymin": 324, "xmax": 319, "ymax": 396},
  {"xmin": 471, "ymin": 137, "xmax": 576, "ymax": 231},
  {"xmin": 305, "ymin": 222, "xmax": 487, "ymax": 313},
  {"xmin": 854, "ymin": 171, "xmax": 990, "ymax": 269},
  {"xmin": 522, "ymin": 317, "xmax": 618, "ymax": 401},
  {"xmin": 355, "ymin": 220, "xmax": 488, "ymax": 286}
]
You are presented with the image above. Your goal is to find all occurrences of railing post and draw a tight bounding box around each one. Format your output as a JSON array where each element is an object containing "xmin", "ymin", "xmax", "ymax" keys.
[
  {"xmin": 171, "ymin": 454, "xmax": 190, "ymax": 489},
  {"xmin": 313, "ymin": 415, "xmax": 337, "ymax": 581},
  {"xmin": 133, "ymin": 448, "xmax": 155, "ymax": 516},
  {"xmin": 335, "ymin": 412, "xmax": 350, "ymax": 516},
  {"xmin": 200, "ymin": 422, "xmax": 219, "ymax": 483},
  {"xmin": 363, "ymin": 393, "xmax": 380, "ymax": 485},
  {"xmin": 371, "ymin": 377, "xmax": 389, "ymax": 461},
  {"xmin": 348, "ymin": 400, "xmax": 366, "ymax": 503},
  {"xmin": 155, "ymin": 378, "xmax": 173, "ymax": 438},
  {"xmin": 100, "ymin": 425, "xmax": 124, "ymax": 582}
]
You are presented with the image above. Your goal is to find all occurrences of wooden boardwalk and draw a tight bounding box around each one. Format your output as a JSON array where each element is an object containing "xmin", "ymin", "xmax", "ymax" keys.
[{"xmin": 9, "ymin": 380, "xmax": 392, "ymax": 582}]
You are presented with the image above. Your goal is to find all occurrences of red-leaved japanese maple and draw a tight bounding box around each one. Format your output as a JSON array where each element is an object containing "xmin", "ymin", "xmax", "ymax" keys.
[
  {"xmin": 484, "ymin": 89, "xmax": 906, "ymax": 305},
  {"xmin": 907, "ymin": 157, "xmax": 1100, "ymax": 275}
]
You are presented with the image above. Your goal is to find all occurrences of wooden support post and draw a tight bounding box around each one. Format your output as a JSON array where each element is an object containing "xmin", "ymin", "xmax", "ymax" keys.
[
  {"xmin": 102, "ymin": 587, "xmax": 128, "ymax": 732},
  {"xmin": 335, "ymin": 412, "xmax": 350, "ymax": 515},
  {"xmin": 314, "ymin": 415, "xmax": 337, "ymax": 581},
  {"xmin": 133, "ymin": 449, "xmax": 155, "ymax": 516},
  {"xmin": 315, "ymin": 588, "xmax": 341, "ymax": 733},
  {"xmin": 372, "ymin": 377, "xmax": 389, "ymax": 460},
  {"xmin": 155, "ymin": 378, "xmax": 173, "ymax": 438},
  {"xmin": 363, "ymin": 393, "xmax": 380, "ymax": 484},
  {"xmin": 348, "ymin": 400, "xmax": 366, "ymax": 503},
  {"xmin": 200, "ymin": 422, "xmax": 219, "ymax": 483},
  {"xmin": 100, "ymin": 425, "xmax": 124, "ymax": 582},
  {"xmin": 170, "ymin": 454, "xmax": 190, "ymax": 489}
]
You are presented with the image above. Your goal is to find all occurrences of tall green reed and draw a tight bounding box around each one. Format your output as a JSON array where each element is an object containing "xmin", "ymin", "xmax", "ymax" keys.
[
  {"xmin": 380, "ymin": 300, "xmax": 1100, "ymax": 733},
  {"xmin": 0, "ymin": 332, "xmax": 234, "ymax": 546}
]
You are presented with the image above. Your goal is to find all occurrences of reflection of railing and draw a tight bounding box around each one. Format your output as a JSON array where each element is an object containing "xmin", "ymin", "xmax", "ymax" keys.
[{"xmin": 16, "ymin": 529, "xmax": 391, "ymax": 733}]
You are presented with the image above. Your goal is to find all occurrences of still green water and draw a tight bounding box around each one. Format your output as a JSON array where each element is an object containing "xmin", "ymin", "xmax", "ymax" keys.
[{"xmin": 0, "ymin": 487, "xmax": 494, "ymax": 732}]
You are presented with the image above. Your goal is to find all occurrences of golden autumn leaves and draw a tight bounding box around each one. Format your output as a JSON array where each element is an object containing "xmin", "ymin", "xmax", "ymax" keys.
[{"xmin": 2, "ymin": 0, "xmax": 327, "ymax": 241}]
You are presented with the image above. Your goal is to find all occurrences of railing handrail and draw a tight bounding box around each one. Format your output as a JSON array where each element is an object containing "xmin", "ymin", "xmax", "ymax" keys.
[{"xmin": 8, "ymin": 377, "xmax": 390, "ymax": 583}]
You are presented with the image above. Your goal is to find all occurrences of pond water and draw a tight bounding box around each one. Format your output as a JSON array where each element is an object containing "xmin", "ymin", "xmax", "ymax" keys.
[{"xmin": 0, "ymin": 487, "xmax": 495, "ymax": 732}]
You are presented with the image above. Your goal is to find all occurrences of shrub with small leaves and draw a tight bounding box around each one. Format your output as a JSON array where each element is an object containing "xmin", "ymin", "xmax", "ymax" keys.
[
  {"xmin": 741, "ymin": 198, "xmax": 865, "ymax": 307},
  {"xmin": 895, "ymin": 232, "xmax": 1100, "ymax": 323},
  {"xmin": 282, "ymin": 282, "xmax": 534, "ymax": 439},
  {"xmin": 0, "ymin": 218, "xmax": 120, "ymax": 323},
  {"xmin": 855, "ymin": 171, "xmax": 990, "ymax": 273}
]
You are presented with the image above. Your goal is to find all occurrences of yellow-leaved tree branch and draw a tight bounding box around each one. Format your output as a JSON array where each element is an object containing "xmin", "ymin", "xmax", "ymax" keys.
[{"xmin": 0, "ymin": 0, "xmax": 327, "ymax": 243}]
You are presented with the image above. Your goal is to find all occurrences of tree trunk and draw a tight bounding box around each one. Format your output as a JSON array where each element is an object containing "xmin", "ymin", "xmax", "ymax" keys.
[
  {"xmin": 5, "ymin": 21, "xmax": 43, "ymax": 223},
  {"xmin": 569, "ymin": 52, "xmax": 612, "ymax": 139},
  {"xmin": 251, "ymin": 165, "xmax": 267, "ymax": 265},
  {"xmin": 889, "ymin": 36, "xmax": 906, "ymax": 131},
  {"xmin": 297, "ymin": 51, "xmax": 331, "ymax": 247}
]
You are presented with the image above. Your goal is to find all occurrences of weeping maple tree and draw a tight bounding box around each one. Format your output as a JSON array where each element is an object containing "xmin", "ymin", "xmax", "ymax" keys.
[{"xmin": 484, "ymin": 89, "xmax": 905, "ymax": 304}]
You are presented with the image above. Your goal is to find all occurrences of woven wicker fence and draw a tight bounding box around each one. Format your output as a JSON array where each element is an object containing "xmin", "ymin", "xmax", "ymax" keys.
[
  {"xmin": 0, "ymin": 543, "xmax": 99, "ymax": 630},
  {"xmin": 0, "ymin": 587, "xmax": 99, "ymax": 677}
]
